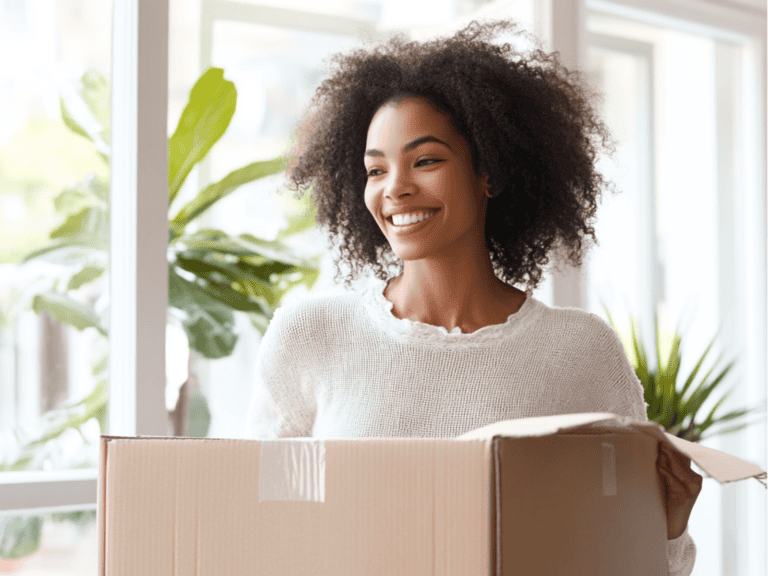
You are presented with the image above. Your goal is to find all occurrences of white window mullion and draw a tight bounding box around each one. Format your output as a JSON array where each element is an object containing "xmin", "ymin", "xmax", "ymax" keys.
[
  {"xmin": 548, "ymin": 0, "xmax": 589, "ymax": 309},
  {"xmin": 721, "ymin": 33, "xmax": 767, "ymax": 576},
  {"xmin": 715, "ymin": 38, "xmax": 747, "ymax": 576},
  {"xmin": 110, "ymin": 0, "xmax": 169, "ymax": 438}
]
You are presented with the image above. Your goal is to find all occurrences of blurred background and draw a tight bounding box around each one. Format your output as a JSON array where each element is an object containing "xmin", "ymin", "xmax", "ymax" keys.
[{"xmin": 0, "ymin": 0, "xmax": 765, "ymax": 573}]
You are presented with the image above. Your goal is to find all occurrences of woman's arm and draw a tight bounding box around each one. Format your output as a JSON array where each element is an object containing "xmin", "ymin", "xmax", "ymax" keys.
[{"xmin": 242, "ymin": 304, "xmax": 317, "ymax": 439}]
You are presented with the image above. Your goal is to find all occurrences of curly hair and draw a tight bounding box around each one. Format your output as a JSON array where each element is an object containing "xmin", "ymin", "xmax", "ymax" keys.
[{"xmin": 284, "ymin": 18, "xmax": 619, "ymax": 291}]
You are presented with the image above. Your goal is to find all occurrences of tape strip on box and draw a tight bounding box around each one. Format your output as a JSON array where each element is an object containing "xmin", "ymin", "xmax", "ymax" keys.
[
  {"xmin": 259, "ymin": 440, "xmax": 326, "ymax": 502},
  {"xmin": 602, "ymin": 442, "xmax": 617, "ymax": 496}
]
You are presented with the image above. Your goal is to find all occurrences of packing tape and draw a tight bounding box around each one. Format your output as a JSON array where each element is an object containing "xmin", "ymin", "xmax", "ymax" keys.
[
  {"xmin": 259, "ymin": 440, "xmax": 326, "ymax": 502},
  {"xmin": 602, "ymin": 442, "xmax": 617, "ymax": 496}
]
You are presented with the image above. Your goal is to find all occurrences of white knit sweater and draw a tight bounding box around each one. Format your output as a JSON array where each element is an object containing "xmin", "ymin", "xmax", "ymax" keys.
[{"xmin": 244, "ymin": 276, "xmax": 696, "ymax": 575}]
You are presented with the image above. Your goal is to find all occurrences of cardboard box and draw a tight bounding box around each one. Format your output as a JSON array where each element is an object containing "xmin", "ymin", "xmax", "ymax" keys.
[{"xmin": 97, "ymin": 412, "xmax": 766, "ymax": 575}]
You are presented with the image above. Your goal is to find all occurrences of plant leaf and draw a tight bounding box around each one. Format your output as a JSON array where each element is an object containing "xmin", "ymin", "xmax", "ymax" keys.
[
  {"xmin": 174, "ymin": 251, "xmax": 297, "ymax": 308},
  {"xmin": 699, "ymin": 395, "xmax": 764, "ymax": 435},
  {"xmin": 700, "ymin": 423, "xmax": 750, "ymax": 440},
  {"xmin": 237, "ymin": 233, "xmax": 318, "ymax": 268},
  {"xmin": 187, "ymin": 390, "xmax": 211, "ymax": 438},
  {"xmin": 658, "ymin": 329, "xmax": 682, "ymax": 425},
  {"xmin": 23, "ymin": 381, "xmax": 108, "ymax": 451},
  {"xmin": 174, "ymin": 229, "xmax": 261, "ymax": 257},
  {"xmin": 32, "ymin": 293, "xmax": 107, "ymax": 336},
  {"xmin": 168, "ymin": 67, "xmax": 236, "ymax": 207},
  {"xmin": 169, "ymin": 157, "xmax": 286, "ymax": 236},
  {"xmin": 272, "ymin": 266, "xmax": 321, "ymax": 303},
  {"xmin": 172, "ymin": 229, "xmax": 314, "ymax": 268},
  {"xmin": 67, "ymin": 265, "xmax": 105, "ymax": 291},
  {"xmin": 53, "ymin": 174, "xmax": 109, "ymax": 216},
  {"xmin": 182, "ymin": 273, "xmax": 272, "ymax": 315},
  {"xmin": 167, "ymin": 268, "xmax": 238, "ymax": 359},
  {"xmin": 680, "ymin": 360, "xmax": 734, "ymax": 424},
  {"xmin": 629, "ymin": 315, "xmax": 649, "ymax": 383},
  {"xmin": 58, "ymin": 70, "xmax": 110, "ymax": 161},
  {"xmin": 0, "ymin": 516, "xmax": 42, "ymax": 559},
  {"xmin": 21, "ymin": 238, "xmax": 107, "ymax": 264},
  {"xmin": 49, "ymin": 206, "xmax": 109, "ymax": 241},
  {"xmin": 59, "ymin": 94, "xmax": 95, "ymax": 144},
  {"xmin": 247, "ymin": 311, "xmax": 271, "ymax": 337},
  {"xmin": 78, "ymin": 69, "xmax": 111, "ymax": 148},
  {"xmin": 678, "ymin": 333, "xmax": 718, "ymax": 402}
]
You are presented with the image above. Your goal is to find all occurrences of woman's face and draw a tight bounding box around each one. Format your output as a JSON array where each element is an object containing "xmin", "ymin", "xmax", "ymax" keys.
[{"xmin": 363, "ymin": 96, "xmax": 488, "ymax": 263}]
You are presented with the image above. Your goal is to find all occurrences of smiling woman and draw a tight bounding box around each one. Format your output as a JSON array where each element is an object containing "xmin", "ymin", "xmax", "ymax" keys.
[{"xmin": 246, "ymin": 18, "xmax": 700, "ymax": 576}]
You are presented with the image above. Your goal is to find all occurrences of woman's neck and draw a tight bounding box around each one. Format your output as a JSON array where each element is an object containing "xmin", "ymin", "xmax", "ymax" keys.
[{"xmin": 384, "ymin": 251, "xmax": 526, "ymax": 333}]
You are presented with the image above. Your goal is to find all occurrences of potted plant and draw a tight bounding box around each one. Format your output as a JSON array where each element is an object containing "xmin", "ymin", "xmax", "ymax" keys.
[
  {"xmin": 0, "ymin": 66, "xmax": 322, "ymax": 563},
  {"xmin": 602, "ymin": 305, "xmax": 765, "ymax": 445}
]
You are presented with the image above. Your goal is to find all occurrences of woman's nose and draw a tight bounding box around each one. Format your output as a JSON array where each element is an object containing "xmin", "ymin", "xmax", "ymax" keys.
[{"xmin": 384, "ymin": 169, "xmax": 415, "ymax": 198}]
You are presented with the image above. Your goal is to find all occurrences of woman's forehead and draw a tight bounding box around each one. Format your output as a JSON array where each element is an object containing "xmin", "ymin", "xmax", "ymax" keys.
[{"xmin": 366, "ymin": 97, "xmax": 454, "ymax": 146}]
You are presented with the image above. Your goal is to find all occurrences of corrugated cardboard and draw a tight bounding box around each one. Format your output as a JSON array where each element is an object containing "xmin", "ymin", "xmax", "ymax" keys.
[{"xmin": 97, "ymin": 412, "xmax": 766, "ymax": 576}]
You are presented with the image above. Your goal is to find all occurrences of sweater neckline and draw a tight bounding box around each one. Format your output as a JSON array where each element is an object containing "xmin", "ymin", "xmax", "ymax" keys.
[{"xmin": 361, "ymin": 276, "xmax": 540, "ymax": 344}]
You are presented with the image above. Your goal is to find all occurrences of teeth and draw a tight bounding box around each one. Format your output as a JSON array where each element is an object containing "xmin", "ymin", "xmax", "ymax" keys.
[{"xmin": 391, "ymin": 211, "xmax": 435, "ymax": 226}]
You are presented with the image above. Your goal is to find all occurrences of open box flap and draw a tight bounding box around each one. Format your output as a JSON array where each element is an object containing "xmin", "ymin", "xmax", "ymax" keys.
[{"xmin": 457, "ymin": 412, "xmax": 767, "ymax": 486}]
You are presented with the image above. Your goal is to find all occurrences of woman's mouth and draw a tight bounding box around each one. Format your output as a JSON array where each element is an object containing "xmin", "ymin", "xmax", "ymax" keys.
[{"xmin": 387, "ymin": 209, "xmax": 439, "ymax": 230}]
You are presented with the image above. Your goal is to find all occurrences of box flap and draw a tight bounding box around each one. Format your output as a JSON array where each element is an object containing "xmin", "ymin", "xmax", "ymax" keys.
[
  {"xmin": 457, "ymin": 412, "xmax": 767, "ymax": 486},
  {"xmin": 456, "ymin": 412, "xmax": 621, "ymax": 439}
]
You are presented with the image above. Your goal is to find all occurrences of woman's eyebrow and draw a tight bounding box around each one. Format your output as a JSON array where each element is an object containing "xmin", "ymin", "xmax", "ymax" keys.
[{"xmin": 364, "ymin": 135, "xmax": 451, "ymax": 158}]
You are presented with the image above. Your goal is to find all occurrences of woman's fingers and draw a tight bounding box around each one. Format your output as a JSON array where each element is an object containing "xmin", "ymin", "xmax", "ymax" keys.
[{"xmin": 658, "ymin": 445, "xmax": 703, "ymax": 493}]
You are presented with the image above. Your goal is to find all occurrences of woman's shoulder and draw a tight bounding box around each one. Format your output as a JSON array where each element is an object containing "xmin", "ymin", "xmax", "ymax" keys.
[
  {"xmin": 537, "ymin": 301, "xmax": 623, "ymax": 352},
  {"xmin": 266, "ymin": 282, "xmax": 369, "ymax": 340}
]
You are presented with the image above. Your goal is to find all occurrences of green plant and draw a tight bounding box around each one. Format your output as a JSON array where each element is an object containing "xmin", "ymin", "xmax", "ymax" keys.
[
  {"xmin": 23, "ymin": 67, "xmax": 321, "ymax": 353},
  {"xmin": 602, "ymin": 305, "xmax": 765, "ymax": 443},
  {"xmin": 0, "ymin": 66, "xmax": 322, "ymax": 560}
]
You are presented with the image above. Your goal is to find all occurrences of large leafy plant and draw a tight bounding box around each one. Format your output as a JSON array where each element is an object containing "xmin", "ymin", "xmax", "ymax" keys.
[
  {"xmin": 23, "ymin": 67, "xmax": 321, "ymax": 353},
  {"xmin": 603, "ymin": 306, "xmax": 765, "ymax": 443},
  {"xmin": 0, "ymin": 67, "xmax": 321, "ymax": 560}
]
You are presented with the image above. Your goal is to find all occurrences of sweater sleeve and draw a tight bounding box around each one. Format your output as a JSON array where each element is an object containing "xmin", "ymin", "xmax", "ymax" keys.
[
  {"xmin": 592, "ymin": 316, "xmax": 697, "ymax": 576},
  {"xmin": 242, "ymin": 304, "xmax": 317, "ymax": 439}
]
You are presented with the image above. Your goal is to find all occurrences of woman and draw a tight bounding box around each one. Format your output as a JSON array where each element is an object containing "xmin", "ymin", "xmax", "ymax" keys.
[{"xmin": 245, "ymin": 19, "xmax": 701, "ymax": 575}]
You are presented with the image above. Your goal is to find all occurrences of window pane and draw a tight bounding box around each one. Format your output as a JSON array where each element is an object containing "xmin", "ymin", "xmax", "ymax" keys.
[
  {"xmin": 583, "ymin": 45, "xmax": 651, "ymax": 347},
  {"xmin": 0, "ymin": 0, "xmax": 111, "ymax": 564}
]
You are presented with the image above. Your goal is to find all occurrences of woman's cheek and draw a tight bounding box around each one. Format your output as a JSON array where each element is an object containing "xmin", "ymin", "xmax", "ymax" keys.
[{"xmin": 363, "ymin": 189, "xmax": 384, "ymax": 232}]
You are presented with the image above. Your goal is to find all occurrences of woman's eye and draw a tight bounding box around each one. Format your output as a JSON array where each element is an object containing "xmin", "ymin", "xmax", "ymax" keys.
[{"xmin": 366, "ymin": 159, "xmax": 442, "ymax": 178}]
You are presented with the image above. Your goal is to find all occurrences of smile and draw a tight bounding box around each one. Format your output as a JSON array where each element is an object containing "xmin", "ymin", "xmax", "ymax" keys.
[{"xmin": 388, "ymin": 210, "xmax": 438, "ymax": 227}]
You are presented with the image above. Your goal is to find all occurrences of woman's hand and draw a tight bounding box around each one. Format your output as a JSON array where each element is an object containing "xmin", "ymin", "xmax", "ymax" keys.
[{"xmin": 657, "ymin": 442, "xmax": 704, "ymax": 539}]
